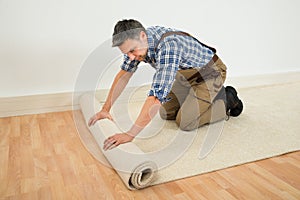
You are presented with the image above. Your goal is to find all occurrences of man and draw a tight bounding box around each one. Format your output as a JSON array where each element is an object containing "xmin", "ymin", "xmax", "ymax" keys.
[{"xmin": 88, "ymin": 19, "xmax": 243, "ymax": 151}]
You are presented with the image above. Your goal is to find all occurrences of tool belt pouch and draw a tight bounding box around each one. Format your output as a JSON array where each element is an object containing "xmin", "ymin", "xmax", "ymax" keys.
[{"xmin": 185, "ymin": 56, "xmax": 220, "ymax": 85}]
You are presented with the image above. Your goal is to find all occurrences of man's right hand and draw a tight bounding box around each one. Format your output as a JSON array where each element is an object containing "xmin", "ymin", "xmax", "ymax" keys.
[{"xmin": 88, "ymin": 110, "xmax": 114, "ymax": 126}]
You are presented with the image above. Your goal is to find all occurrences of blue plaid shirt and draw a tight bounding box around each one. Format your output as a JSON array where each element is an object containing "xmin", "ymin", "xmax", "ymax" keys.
[{"xmin": 120, "ymin": 26, "xmax": 215, "ymax": 103}]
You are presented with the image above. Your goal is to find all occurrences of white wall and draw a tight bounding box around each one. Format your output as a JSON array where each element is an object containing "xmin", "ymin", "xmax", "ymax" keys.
[{"xmin": 0, "ymin": 0, "xmax": 299, "ymax": 97}]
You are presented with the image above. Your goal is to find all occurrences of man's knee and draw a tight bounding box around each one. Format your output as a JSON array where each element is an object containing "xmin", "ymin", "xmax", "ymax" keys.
[
  {"xmin": 175, "ymin": 117, "xmax": 199, "ymax": 131},
  {"xmin": 159, "ymin": 106, "xmax": 168, "ymax": 120},
  {"xmin": 159, "ymin": 106, "xmax": 177, "ymax": 120},
  {"xmin": 159, "ymin": 101, "xmax": 182, "ymax": 120}
]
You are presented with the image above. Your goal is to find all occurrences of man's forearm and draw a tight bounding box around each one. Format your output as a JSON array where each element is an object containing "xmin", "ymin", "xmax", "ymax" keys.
[
  {"xmin": 102, "ymin": 70, "xmax": 132, "ymax": 112},
  {"xmin": 127, "ymin": 96, "xmax": 161, "ymax": 137}
]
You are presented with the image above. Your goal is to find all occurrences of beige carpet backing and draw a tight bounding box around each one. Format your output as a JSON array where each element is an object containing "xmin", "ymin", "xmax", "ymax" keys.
[{"xmin": 76, "ymin": 81, "xmax": 300, "ymax": 189}]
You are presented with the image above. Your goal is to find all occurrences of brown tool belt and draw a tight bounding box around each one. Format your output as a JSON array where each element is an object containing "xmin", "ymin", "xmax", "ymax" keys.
[
  {"xmin": 185, "ymin": 54, "xmax": 220, "ymax": 83},
  {"xmin": 154, "ymin": 31, "xmax": 216, "ymax": 53},
  {"xmin": 154, "ymin": 31, "xmax": 219, "ymax": 84}
]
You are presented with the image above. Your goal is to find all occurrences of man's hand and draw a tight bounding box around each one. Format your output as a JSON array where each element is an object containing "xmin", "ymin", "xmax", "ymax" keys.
[
  {"xmin": 88, "ymin": 110, "xmax": 114, "ymax": 126},
  {"xmin": 103, "ymin": 133, "xmax": 134, "ymax": 151}
]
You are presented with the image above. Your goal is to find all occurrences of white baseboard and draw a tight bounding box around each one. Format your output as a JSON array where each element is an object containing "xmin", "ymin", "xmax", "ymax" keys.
[
  {"xmin": 1, "ymin": 71, "xmax": 299, "ymax": 117},
  {"xmin": 0, "ymin": 92, "xmax": 76, "ymax": 118},
  {"xmin": 225, "ymin": 71, "xmax": 300, "ymax": 89}
]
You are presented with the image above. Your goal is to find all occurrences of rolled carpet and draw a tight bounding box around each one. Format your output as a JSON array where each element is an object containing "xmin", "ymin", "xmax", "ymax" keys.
[{"xmin": 78, "ymin": 93, "xmax": 158, "ymax": 190}]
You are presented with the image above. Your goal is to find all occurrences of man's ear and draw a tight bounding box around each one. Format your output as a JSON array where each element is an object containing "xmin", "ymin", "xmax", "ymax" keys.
[{"xmin": 140, "ymin": 31, "xmax": 147, "ymax": 41}]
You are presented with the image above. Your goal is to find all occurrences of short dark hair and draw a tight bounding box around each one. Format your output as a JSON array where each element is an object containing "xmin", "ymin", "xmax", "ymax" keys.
[{"xmin": 112, "ymin": 19, "xmax": 146, "ymax": 47}]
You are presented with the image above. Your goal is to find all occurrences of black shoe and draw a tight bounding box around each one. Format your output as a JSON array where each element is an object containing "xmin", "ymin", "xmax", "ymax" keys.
[{"xmin": 225, "ymin": 86, "xmax": 243, "ymax": 117}]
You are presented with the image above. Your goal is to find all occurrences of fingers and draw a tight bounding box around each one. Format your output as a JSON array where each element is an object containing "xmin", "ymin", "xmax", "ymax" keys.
[
  {"xmin": 88, "ymin": 116, "xmax": 97, "ymax": 127},
  {"xmin": 88, "ymin": 118, "xmax": 93, "ymax": 126},
  {"xmin": 103, "ymin": 137, "xmax": 119, "ymax": 151},
  {"xmin": 88, "ymin": 113, "xmax": 114, "ymax": 127},
  {"xmin": 102, "ymin": 133, "xmax": 134, "ymax": 151},
  {"xmin": 108, "ymin": 141, "xmax": 120, "ymax": 150},
  {"xmin": 107, "ymin": 114, "xmax": 114, "ymax": 122}
]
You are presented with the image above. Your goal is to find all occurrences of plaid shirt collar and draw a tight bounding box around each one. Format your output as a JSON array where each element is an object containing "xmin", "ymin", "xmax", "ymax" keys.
[{"xmin": 145, "ymin": 30, "xmax": 156, "ymax": 63}]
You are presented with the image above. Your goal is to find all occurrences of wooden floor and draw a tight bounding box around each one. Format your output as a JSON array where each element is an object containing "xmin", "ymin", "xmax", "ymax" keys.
[{"xmin": 0, "ymin": 111, "xmax": 299, "ymax": 200}]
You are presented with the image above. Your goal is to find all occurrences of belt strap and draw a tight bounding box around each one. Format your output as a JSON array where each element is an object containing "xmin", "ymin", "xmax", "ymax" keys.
[
  {"xmin": 154, "ymin": 31, "xmax": 216, "ymax": 53},
  {"xmin": 186, "ymin": 54, "xmax": 220, "ymax": 83}
]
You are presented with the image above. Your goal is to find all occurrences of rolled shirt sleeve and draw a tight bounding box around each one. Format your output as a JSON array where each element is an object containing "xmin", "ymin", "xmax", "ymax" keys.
[
  {"xmin": 148, "ymin": 39, "xmax": 183, "ymax": 103},
  {"xmin": 120, "ymin": 54, "xmax": 140, "ymax": 73}
]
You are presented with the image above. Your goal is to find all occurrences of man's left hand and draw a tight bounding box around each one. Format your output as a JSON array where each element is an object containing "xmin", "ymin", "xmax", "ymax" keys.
[{"xmin": 103, "ymin": 133, "xmax": 134, "ymax": 151}]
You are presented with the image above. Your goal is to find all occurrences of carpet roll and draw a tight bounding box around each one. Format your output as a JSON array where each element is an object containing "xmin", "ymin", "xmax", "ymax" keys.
[{"xmin": 79, "ymin": 93, "xmax": 157, "ymax": 190}]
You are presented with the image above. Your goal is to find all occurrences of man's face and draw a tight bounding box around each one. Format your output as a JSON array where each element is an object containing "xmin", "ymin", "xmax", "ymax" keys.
[{"xmin": 118, "ymin": 32, "xmax": 148, "ymax": 61}]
